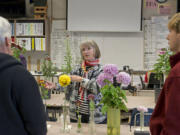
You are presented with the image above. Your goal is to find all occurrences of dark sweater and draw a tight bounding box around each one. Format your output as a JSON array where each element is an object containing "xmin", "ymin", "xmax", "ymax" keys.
[
  {"xmin": 0, "ymin": 53, "xmax": 47, "ymax": 135},
  {"xmin": 150, "ymin": 52, "xmax": 180, "ymax": 135}
]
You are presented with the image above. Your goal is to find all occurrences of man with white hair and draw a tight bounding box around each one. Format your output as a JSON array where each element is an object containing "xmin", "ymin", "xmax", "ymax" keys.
[{"xmin": 0, "ymin": 16, "xmax": 47, "ymax": 135}]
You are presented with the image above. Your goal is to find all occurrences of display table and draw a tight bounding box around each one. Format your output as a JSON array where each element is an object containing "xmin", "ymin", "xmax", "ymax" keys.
[
  {"xmin": 47, "ymin": 122, "xmax": 150, "ymax": 135},
  {"xmin": 45, "ymin": 94, "xmax": 155, "ymax": 109},
  {"xmin": 45, "ymin": 94, "xmax": 155, "ymax": 121},
  {"xmin": 126, "ymin": 96, "xmax": 155, "ymax": 109}
]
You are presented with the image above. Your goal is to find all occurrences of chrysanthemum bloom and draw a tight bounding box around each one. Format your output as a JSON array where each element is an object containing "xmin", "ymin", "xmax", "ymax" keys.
[
  {"xmin": 103, "ymin": 64, "xmax": 119, "ymax": 76},
  {"xmin": 88, "ymin": 94, "xmax": 95, "ymax": 100},
  {"xmin": 97, "ymin": 72, "xmax": 113, "ymax": 87},
  {"xmin": 19, "ymin": 54, "xmax": 27, "ymax": 68},
  {"xmin": 59, "ymin": 74, "xmax": 71, "ymax": 87},
  {"xmin": 88, "ymin": 94, "xmax": 95, "ymax": 110},
  {"xmin": 137, "ymin": 106, "xmax": 148, "ymax": 113},
  {"xmin": 116, "ymin": 72, "xmax": 131, "ymax": 85}
]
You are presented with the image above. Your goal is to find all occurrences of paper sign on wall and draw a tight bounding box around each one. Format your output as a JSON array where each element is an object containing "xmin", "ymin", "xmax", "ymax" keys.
[{"xmin": 145, "ymin": 0, "xmax": 158, "ymax": 8}]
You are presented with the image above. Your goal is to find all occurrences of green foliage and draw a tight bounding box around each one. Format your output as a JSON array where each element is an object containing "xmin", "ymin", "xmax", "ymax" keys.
[
  {"xmin": 153, "ymin": 48, "xmax": 173, "ymax": 80},
  {"xmin": 100, "ymin": 83, "xmax": 128, "ymax": 114},
  {"xmin": 40, "ymin": 86, "xmax": 50, "ymax": 99},
  {"xmin": 12, "ymin": 41, "xmax": 26, "ymax": 61},
  {"xmin": 61, "ymin": 38, "xmax": 73, "ymax": 74},
  {"xmin": 89, "ymin": 100, "xmax": 95, "ymax": 110},
  {"xmin": 41, "ymin": 56, "xmax": 57, "ymax": 78}
]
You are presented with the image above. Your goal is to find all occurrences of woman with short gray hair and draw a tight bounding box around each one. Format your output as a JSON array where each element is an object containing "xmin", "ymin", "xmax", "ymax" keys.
[{"xmin": 67, "ymin": 40, "xmax": 106, "ymax": 123}]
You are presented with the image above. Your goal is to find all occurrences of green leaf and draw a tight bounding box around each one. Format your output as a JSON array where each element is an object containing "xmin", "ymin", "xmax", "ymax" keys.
[{"xmin": 100, "ymin": 84, "xmax": 128, "ymax": 113}]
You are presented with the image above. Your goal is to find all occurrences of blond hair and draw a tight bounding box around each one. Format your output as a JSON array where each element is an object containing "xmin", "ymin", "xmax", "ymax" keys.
[
  {"xmin": 168, "ymin": 13, "xmax": 180, "ymax": 33},
  {"xmin": 80, "ymin": 40, "xmax": 101, "ymax": 59}
]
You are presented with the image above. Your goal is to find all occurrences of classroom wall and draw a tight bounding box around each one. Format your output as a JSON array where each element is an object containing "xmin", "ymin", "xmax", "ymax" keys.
[
  {"xmin": 25, "ymin": 0, "xmax": 177, "ymax": 71},
  {"xmin": 77, "ymin": 32, "xmax": 144, "ymax": 70},
  {"xmin": 49, "ymin": 0, "xmax": 144, "ymax": 70}
]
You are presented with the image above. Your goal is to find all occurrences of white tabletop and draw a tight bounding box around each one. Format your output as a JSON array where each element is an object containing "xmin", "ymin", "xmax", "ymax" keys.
[
  {"xmin": 45, "ymin": 94, "xmax": 155, "ymax": 109},
  {"xmin": 47, "ymin": 121, "xmax": 150, "ymax": 135}
]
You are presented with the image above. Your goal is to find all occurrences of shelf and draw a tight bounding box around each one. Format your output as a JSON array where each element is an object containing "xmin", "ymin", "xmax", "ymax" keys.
[
  {"xmin": 10, "ymin": 18, "xmax": 47, "ymax": 52},
  {"xmin": 8, "ymin": 18, "xmax": 46, "ymax": 21},
  {"xmin": 15, "ymin": 35, "xmax": 45, "ymax": 38}
]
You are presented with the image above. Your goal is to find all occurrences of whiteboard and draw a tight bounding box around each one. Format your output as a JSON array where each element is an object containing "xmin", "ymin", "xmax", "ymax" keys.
[
  {"xmin": 67, "ymin": 0, "xmax": 142, "ymax": 32},
  {"xmin": 77, "ymin": 32, "xmax": 144, "ymax": 70}
]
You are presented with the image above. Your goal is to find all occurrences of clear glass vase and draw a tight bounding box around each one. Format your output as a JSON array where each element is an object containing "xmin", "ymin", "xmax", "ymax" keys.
[
  {"xmin": 61, "ymin": 100, "xmax": 70, "ymax": 133},
  {"xmin": 77, "ymin": 114, "xmax": 82, "ymax": 133},
  {"xmin": 107, "ymin": 107, "xmax": 120, "ymax": 135},
  {"xmin": 89, "ymin": 110, "xmax": 96, "ymax": 135},
  {"xmin": 140, "ymin": 111, "xmax": 144, "ymax": 131}
]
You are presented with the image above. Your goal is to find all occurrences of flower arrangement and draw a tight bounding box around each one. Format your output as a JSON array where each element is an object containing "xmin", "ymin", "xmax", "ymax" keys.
[
  {"xmin": 88, "ymin": 94, "xmax": 95, "ymax": 111},
  {"xmin": 97, "ymin": 64, "xmax": 131, "ymax": 113},
  {"xmin": 41, "ymin": 55, "xmax": 57, "ymax": 79},
  {"xmin": 58, "ymin": 74, "xmax": 71, "ymax": 132},
  {"xmin": 38, "ymin": 80, "xmax": 51, "ymax": 99},
  {"xmin": 11, "ymin": 41, "xmax": 27, "ymax": 68},
  {"xmin": 153, "ymin": 48, "xmax": 173, "ymax": 80},
  {"xmin": 12, "ymin": 40, "xmax": 26, "ymax": 60},
  {"xmin": 137, "ymin": 106, "xmax": 148, "ymax": 131}
]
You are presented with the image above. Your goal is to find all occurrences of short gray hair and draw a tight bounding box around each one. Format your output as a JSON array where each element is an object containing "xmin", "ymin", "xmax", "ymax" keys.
[
  {"xmin": 80, "ymin": 40, "xmax": 101, "ymax": 59},
  {"xmin": 0, "ymin": 16, "xmax": 11, "ymax": 46}
]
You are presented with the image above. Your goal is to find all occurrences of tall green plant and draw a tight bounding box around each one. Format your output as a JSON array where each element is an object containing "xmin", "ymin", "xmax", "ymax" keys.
[
  {"xmin": 41, "ymin": 56, "xmax": 57, "ymax": 79},
  {"xmin": 153, "ymin": 48, "xmax": 173, "ymax": 80},
  {"xmin": 61, "ymin": 38, "xmax": 73, "ymax": 74}
]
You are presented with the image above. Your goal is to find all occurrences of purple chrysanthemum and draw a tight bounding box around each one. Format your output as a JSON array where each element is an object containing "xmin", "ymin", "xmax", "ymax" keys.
[
  {"xmin": 103, "ymin": 64, "xmax": 119, "ymax": 76},
  {"xmin": 116, "ymin": 72, "xmax": 131, "ymax": 85},
  {"xmin": 97, "ymin": 72, "xmax": 113, "ymax": 88},
  {"xmin": 19, "ymin": 54, "xmax": 27, "ymax": 68}
]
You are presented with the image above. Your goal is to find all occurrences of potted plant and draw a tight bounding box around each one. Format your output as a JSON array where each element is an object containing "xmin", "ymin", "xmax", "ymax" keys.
[
  {"xmin": 153, "ymin": 48, "xmax": 173, "ymax": 102},
  {"xmin": 97, "ymin": 64, "xmax": 131, "ymax": 135},
  {"xmin": 38, "ymin": 80, "xmax": 51, "ymax": 99}
]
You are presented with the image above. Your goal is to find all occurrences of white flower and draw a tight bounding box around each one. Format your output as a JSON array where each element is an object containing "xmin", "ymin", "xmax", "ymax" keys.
[{"xmin": 137, "ymin": 106, "xmax": 148, "ymax": 113}]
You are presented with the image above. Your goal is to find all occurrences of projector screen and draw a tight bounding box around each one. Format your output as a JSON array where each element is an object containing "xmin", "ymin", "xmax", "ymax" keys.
[{"xmin": 67, "ymin": 0, "xmax": 142, "ymax": 32}]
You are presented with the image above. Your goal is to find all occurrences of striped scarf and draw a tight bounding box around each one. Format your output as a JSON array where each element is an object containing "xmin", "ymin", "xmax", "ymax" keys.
[{"xmin": 79, "ymin": 59, "xmax": 99, "ymax": 100}]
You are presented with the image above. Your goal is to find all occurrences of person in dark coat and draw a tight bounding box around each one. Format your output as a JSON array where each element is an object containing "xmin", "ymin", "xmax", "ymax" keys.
[
  {"xmin": 150, "ymin": 13, "xmax": 180, "ymax": 135},
  {"xmin": 0, "ymin": 16, "xmax": 47, "ymax": 135}
]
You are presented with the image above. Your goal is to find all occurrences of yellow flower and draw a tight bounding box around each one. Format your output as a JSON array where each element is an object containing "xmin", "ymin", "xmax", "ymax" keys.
[{"xmin": 59, "ymin": 74, "xmax": 71, "ymax": 87}]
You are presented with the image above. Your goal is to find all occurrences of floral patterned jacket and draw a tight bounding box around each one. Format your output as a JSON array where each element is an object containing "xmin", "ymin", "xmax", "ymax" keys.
[{"xmin": 66, "ymin": 64, "xmax": 106, "ymax": 123}]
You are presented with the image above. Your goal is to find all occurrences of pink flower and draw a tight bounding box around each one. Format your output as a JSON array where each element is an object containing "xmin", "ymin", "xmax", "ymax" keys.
[
  {"xmin": 88, "ymin": 94, "xmax": 95, "ymax": 100},
  {"xmin": 137, "ymin": 106, "xmax": 148, "ymax": 113},
  {"xmin": 159, "ymin": 51, "xmax": 165, "ymax": 55}
]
